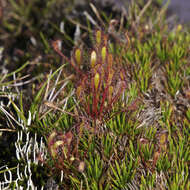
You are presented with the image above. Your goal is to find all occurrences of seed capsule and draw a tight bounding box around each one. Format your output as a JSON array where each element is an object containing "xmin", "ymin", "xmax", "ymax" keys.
[
  {"xmin": 96, "ymin": 30, "xmax": 101, "ymax": 45},
  {"xmin": 75, "ymin": 49, "xmax": 81, "ymax": 65},
  {"xmin": 94, "ymin": 73, "xmax": 100, "ymax": 90},
  {"xmin": 101, "ymin": 46, "xmax": 106, "ymax": 62},
  {"xmin": 91, "ymin": 51, "xmax": 97, "ymax": 68}
]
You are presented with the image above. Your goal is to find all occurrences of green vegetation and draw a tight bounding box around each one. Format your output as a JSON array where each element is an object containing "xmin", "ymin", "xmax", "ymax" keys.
[{"xmin": 0, "ymin": 0, "xmax": 189, "ymax": 189}]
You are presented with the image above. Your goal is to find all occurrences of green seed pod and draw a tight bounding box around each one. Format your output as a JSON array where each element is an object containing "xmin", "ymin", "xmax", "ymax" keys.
[
  {"xmin": 101, "ymin": 46, "xmax": 106, "ymax": 62},
  {"xmin": 94, "ymin": 73, "xmax": 100, "ymax": 90},
  {"xmin": 91, "ymin": 51, "xmax": 97, "ymax": 68},
  {"xmin": 96, "ymin": 30, "xmax": 101, "ymax": 45},
  {"xmin": 75, "ymin": 49, "xmax": 81, "ymax": 65}
]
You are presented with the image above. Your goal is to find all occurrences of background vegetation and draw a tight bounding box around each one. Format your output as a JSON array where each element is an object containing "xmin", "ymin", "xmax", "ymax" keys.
[{"xmin": 0, "ymin": 0, "xmax": 189, "ymax": 189}]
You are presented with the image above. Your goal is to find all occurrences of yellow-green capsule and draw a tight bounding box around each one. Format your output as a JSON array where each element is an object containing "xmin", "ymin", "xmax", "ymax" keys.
[
  {"xmin": 91, "ymin": 51, "xmax": 97, "ymax": 68},
  {"xmin": 177, "ymin": 24, "xmax": 182, "ymax": 32},
  {"xmin": 75, "ymin": 49, "xmax": 81, "ymax": 65},
  {"xmin": 101, "ymin": 46, "xmax": 106, "ymax": 62},
  {"xmin": 94, "ymin": 73, "xmax": 100, "ymax": 90},
  {"xmin": 96, "ymin": 30, "xmax": 101, "ymax": 45}
]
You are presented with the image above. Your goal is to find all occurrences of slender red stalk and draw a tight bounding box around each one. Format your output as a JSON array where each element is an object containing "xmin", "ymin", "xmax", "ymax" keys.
[
  {"xmin": 104, "ymin": 82, "xmax": 126, "ymax": 116},
  {"xmin": 99, "ymin": 84, "xmax": 109, "ymax": 119},
  {"xmin": 99, "ymin": 62, "xmax": 111, "ymax": 119}
]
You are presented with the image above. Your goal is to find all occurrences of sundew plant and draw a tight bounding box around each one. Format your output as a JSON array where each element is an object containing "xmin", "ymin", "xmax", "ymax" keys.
[{"xmin": 0, "ymin": 0, "xmax": 189, "ymax": 189}]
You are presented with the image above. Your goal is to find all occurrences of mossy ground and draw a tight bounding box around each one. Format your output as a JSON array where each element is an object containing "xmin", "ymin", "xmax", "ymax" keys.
[{"xmin": 0, "ymin": 0, "xmax": 189, "ymax": 189}]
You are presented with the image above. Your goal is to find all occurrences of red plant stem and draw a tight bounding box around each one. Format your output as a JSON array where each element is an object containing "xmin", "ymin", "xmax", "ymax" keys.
[
  {"xmin": 92, "ymin": 71, "xmax": 101, "ymax": 119},
  {"xmin": 86, "ymin": 96, "xmax": 91, "ymax": 117},
  {"xmin": 98, "ymin": 58, "xmax": 111, "ymax": 119},
  {"xmin": 104, "ymin": 82, "xmax": 125, "ymax": 117},
  {"xmin": 92, "ymin": 81, "xmax": 100, "ymax": 119},
  {"xmin": 99, "ymin": 84, "xmax": 109, "ymax": 120},
  {"xmin": 99, "ymin": 63, "xmax": 111, "ymax": 120},
  {"xmin": 92, "ymin": 91, "xmax": 98, "ymax": 119}
]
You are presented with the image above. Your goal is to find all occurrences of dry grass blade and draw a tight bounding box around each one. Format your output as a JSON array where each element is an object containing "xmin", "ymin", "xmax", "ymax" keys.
[
  {"xmin": 135, "ymin": 0, "xmax": 152, "ymax": 24},
  {"xmin": 90, "ymin": 3, "xmax": 105, "ymax": 27}
]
